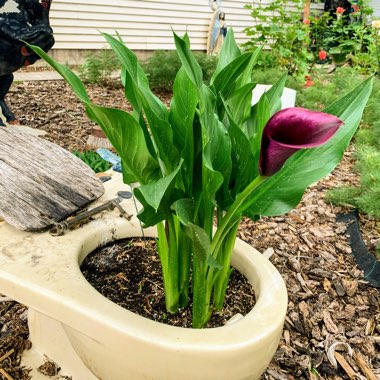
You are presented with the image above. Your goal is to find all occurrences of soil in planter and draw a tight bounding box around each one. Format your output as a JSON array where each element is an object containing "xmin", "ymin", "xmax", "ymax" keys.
[{"xmin": 81, "ymin": 238, "xmax": 255, "ymax": 328}]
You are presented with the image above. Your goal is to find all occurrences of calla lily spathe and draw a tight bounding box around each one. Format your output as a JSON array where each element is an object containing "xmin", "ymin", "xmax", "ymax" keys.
[{"xmin": 259, "ymin": 107, "xmax": 343, "ymax": 176}]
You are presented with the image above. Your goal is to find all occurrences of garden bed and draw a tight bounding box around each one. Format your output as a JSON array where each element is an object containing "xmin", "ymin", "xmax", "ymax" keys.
[{"xmin": 1, "ymin": 79, "xmax": 379, "ymax": 379}]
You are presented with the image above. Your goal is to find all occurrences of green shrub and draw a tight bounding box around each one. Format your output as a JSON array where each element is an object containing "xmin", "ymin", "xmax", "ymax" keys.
[
  {"xmin": 79, "ymin": 49, "xmax": 121, "ymax": 84},
  {"xmin": 141, "ymin": 50, "xmax": 217, "ymax": 91}
]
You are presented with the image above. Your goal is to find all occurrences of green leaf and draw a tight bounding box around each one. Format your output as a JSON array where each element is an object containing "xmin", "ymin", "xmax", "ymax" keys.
[
  {"xmin": 211, "ymin": 29, "xmax": 241, "ymax": 81},
  {"xmin": 173, "ymin": 31, "xmax": 203, "ymax": 89},
  {"xmin": 103, "ymin": 33, "xmax": 179, "ymax": 173},
  {"xmin": 199, "ymin": 86, "xmax": 232, "ymax": 202},
  {"xmin": 235, "ymin": 47, "xmax": 262, "ymax": 88},
  {"xmin": 211, "ymin": 53, "xmax": 254, "ymax": 100},
  {"xmin": 137, "ymin": 88, "xmax": 180, "ymax": 173},
  {"xmin": 169, "ymin": 67, "xmax": 199, "ymax": 192},
  {"xmin": 184, "ymin": 223, "xmax": 210, "ymax": 262},
  {"xmin": 171, "ymin": 198, "xmax": 196, "ymax": 225},
  {"xmin": 226, "ymin": 83, "xmax": 257, "ymax": 126},
  {"xmin": 240, "ymin": 77, "xmax": 373, "ymax": 216},
  {"xmin": 134, "ymin": 162, "xmax": 183, "ymax": 212},
  {"xmin": 261, "ymin": 72, "xmax": 288, "ymax": 116},
  {"xmin": 102, "ymin": 33, "xmax": 149, "ymax": 90},
  {"xmin": 85, "ymin": 104, "xmax": 160, "ymax": 184},
  {"xmin": 247, "ymin": 94, "xmax": 271, "ymax": 165},
  {"xmin": 27, "ymin": 44, "xmax": 90, "ymax": 103},
  {"xmin": 228, "ymin": 121, "xmax": 258, "ymax": 197},
  {"xmin": 169, "ymin": 67, "xmax": 198, "ymax": 152}
]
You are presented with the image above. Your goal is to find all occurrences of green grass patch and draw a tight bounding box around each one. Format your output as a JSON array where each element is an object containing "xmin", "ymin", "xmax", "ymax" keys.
[{"xmin": 72, "ymin": 150, "xmax": 112, "ymax": 173}]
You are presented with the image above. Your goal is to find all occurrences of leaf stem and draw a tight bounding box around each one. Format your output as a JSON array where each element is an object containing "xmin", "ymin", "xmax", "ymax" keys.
[{"xmin": 211, "ymin": 175, "xmax": 267, "ymax": 256}]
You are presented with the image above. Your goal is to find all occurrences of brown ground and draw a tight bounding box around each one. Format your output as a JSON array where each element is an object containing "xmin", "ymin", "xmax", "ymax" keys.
[{"xmin": 0, "ymin": 79, "xmax": 379, "ymax": 379}]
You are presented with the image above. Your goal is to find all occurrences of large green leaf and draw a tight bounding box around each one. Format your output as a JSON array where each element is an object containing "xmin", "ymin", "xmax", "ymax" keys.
[
  {"xmin": 102, "ymin": 33, "xmax": 149, "ymax": 90},
  {"xmin": 173, "ymin": 31, "xmax": 203, "ymax": 89},
  {"xmin": 134, "ymin": 163, "xmax": 184, "ymax": 227},
  {"xmin": 85, "ymin": 105, "xmax": 160, "ymax": 184},
  {"xmin": 227, "ymin": 121, "xmax": 258, "ymax": 198},
  {"xmin": 211, "ymin": 29, "xmax": 241, "ymax": 82},
  {"xmin": 27, "ymin": 44, "xmax": 90, "ymax": 103},
  {"xmin": 135, "ymin": 162, "xmax": 183, "ymax": 212},
  {"xmin": 247, "ymin": 94, "xmax": 271, "ymax": 169},
  {"xmin": 226, "ymin": 83, "xmax": 257, "ymax": 126},
  {"xmin": 169, "ymin": 67, "xmax": 198, "ymax": 152},
  {"xmin": 199, "ymin": 86, "xmax": 232, "ymax": 203},
  {"xmin": 103, "ymin": 33, "xmax": 179, "ymax": 173},
  {"xmin": 169, "ymin": 67, "xmax": 199, "ymax": 192},
  {"xmin": 138, "ymin": 87, "xmax": 180, "ymax": 173},
  {"xmin": 240, "ymin": 77, "xmax": 373, "ymax": 216},
  {"xmin": 211, "ymin": 52, "xmax": 254, "ymax": 100},
  {"xmin": 235, "ymin": 47, "xmax": 262, "ymax": 88},
  {"xmin": 171, "ymin": 198, "xmax": 196, "ymax": 225}
]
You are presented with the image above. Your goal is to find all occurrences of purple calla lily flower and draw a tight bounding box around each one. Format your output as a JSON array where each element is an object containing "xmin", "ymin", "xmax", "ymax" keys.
[{"xmin": 259, "ymin": 107, "xmax": 343, "ymax": 176}]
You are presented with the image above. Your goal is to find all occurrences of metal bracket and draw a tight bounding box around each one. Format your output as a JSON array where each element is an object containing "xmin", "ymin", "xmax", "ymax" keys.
[{"xmin": 49, "ymin": 197, "xmax": 132, "ymax": 237}]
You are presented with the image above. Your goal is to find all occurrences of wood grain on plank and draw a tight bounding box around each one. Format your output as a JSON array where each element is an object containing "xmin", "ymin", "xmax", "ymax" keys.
[{"xmin": 0, "ymin": 128, "xmax": 104, "ymax": 231}]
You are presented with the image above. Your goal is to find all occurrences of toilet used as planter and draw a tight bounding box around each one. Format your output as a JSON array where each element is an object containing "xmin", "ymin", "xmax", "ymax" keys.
[{"xmin": 0, "ymin": 173, "xmax": 287, "ymax": 380}]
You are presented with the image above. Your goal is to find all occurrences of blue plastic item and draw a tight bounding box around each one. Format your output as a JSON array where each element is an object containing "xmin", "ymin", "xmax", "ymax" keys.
[{"xmin": 96, "ymin": 148, "xmax": 122, "ymax": 173}]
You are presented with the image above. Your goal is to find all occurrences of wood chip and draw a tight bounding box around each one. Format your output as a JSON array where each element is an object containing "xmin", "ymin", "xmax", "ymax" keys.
[
  {"xmin": 354, "ymin": 351, "xmax": 377, "ymax": 380},
  {"xmin": 365, "ymin": 318, "xmax": 376, "ymax": 336},
  {"xmin": 323, "ymin": 310, "xmax": 340, "ymax": 334},
  {"xmin": 0, "ymin": 349, "xmax": 15, "ymax": 363},
  {"xmin": 334, "ymin": 352, "xmax": 357, "ymax": 379},
  {"xmin": 0, "ymin": 368, "xmax": 14, "ymax": 380}
]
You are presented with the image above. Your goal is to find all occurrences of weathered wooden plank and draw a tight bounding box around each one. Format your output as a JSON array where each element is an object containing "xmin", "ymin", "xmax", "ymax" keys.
[{"xmin": 0, "ymin": 128, "xmax": 104, "ymax": 231}]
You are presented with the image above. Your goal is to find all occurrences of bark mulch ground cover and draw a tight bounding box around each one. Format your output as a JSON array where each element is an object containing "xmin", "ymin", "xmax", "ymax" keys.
[{"xmin": 1, "ymin": 79, "xmax": 379, "ymax": 379}]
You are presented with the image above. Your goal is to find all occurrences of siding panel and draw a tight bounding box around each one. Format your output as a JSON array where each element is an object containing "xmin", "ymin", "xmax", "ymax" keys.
[{"xmin": 49, "ymin": 0, "xmax": 254, "ymax": 51}]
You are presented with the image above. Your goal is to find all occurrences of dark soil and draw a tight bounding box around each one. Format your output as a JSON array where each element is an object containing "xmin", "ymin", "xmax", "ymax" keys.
[
  {"xmin": 0, "ymin": 78, "xmax": 379, "ymax": 379},
  {"xmin": 81, "ymin": 238, "xmax": 255, "ymax": 329}
]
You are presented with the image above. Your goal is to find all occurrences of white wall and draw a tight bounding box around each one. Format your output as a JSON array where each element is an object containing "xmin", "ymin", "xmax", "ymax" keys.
[{"xmin": 370, "ymin": 0, "xmax": 380, "ymax": 17}]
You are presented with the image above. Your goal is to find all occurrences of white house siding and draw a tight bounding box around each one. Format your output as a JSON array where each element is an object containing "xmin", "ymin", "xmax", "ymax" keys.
[
  {"xmin": 49, "ymin": 0, "xmax": 253, "ymax": 52},
  {"xmin": 371, "ymin": 0, "xmax": 380, "ymax": 17}
]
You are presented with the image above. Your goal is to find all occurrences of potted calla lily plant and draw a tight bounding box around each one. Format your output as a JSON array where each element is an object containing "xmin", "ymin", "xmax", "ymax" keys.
[{"xmin": 27, "ymin": 29, "xmax": 372, "ymax": 379}]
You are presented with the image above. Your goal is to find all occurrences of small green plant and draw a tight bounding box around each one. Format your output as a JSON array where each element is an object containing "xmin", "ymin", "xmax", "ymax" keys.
[
  {"xmin": 141, "ymin": 50, "xmax": 217, "ymax": 91},
  {"xmin": 72, "ymin": 150, "xmax": 112, "ymax": 173},
  {"xmin": 79, "ymin": 49, "xmax": 121, "ymax": 84},
  {"xmin": 327, "ymin": 146, "xmax": 380, "ymax": 217},
  {"xmin": 244, "ymin": 0, "xmax": 313, "ymax": 78},
  {"xmin": 31, "ymin": 31, "xmax": 372, "ymax": 328}
]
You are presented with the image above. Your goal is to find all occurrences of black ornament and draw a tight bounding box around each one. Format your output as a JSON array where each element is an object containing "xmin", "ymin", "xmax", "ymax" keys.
[{"xmin": 0, "ymin": 0, "xmax": 54, "ymax": 126}]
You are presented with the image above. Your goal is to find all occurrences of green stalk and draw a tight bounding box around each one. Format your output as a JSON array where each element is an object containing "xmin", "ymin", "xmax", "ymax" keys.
[
  {"xmin": 192, "ymin": 177, "xmax": 266, "ymax": 327},
  {"xmin": 212, "ymin": 220, "xmax": 240, "ymax": 310},
  {"xmin": 192, "ymin": 252, "xmax": 212, "ymax": 328},
  {"xmin": 211, "ymin": 175, "xmax": 267, "ymax": 258},
  {"xmin": 157, "ymin": 220, "xmax": 179, "ymax": 313},
  {"xmin": 178, "ymin": 224, "xmax": 191, "ymax": 308}
]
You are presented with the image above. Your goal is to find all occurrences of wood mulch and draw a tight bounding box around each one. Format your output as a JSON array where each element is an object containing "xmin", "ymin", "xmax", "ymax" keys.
[{"xmin": 0, "ymin": 79, "xmax": 379, "ymax": 379}]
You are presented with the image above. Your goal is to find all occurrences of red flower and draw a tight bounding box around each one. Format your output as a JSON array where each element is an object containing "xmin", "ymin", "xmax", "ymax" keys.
[
  {"xmin": 336, "ymin": 7, "xmax": 345, "ymax": 14},
  {"xmin": 304, "ymin": 75, "xmax": 315, "ymax": 88},
  {"xmin": 303, "ymin": 18, "xmax": 310, "ymax": 25},
  {"xmin": 259, "ymin": 108, "xmax": 342, "ymax": 176},
  {"xmin": 319, "ymin": 50, "xmax": 327, "ymax": 60},
  {"xmin": 352, "ymin": 4, "xmax": 360, "ymax": 12}
]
